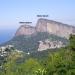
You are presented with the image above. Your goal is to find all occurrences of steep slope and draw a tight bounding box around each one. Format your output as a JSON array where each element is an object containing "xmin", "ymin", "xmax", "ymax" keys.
[
  {"xmin": 36, "ymin": 18, "xmax": 75, "ymax": 38},
  {"xmin": 15, "ymin": 18, "xmax": 75, "ymax": 38},
  {"xmin": 15, "ymin": 25, "xmax": 36, "ymax": 36}
]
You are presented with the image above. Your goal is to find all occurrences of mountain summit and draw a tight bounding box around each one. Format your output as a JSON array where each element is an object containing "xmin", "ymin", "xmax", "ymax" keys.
[
  {"xmin": 15, "ymin": 18, "xmax": 75, "ymax": 38},
  {"xmin": 15, "ymin": 25, "xmax": 36, "ymax": 36}
]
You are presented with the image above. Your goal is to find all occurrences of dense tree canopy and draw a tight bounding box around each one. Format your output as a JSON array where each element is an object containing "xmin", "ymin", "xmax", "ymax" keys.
[{"xmin": 69, "ymin": 34, "xmax": 75, "ymax": 50}]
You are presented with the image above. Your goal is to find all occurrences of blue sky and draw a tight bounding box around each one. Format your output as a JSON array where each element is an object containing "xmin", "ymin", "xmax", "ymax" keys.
[{"xmin": 0, "ymin": 0, "xmax": 75, "ymax": 43}]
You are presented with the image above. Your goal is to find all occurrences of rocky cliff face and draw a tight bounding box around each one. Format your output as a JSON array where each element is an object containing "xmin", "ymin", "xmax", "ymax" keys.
[
  {"xmin": 15, "ymin": 18, "xmax": 75, "ymax": 38},
  {"xmin": 38, "ymin": 40, "xmax": 64, "ymax": 51},
  {"xmin": 15, "ymin": 25, "xmax": 36, "ymax": 36},
  {"xmin": 36, "ymin": 18, "xmax": 75, "ymax": 38}
]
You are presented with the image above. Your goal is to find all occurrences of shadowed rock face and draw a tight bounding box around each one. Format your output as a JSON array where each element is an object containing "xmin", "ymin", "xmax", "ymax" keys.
[{"xmin": 15, "ymin": 18, "xmax": 75, "ymax": 38}]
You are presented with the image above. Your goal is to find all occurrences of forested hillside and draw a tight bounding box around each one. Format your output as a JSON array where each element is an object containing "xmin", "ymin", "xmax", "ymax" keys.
[{"xmin": 1, "ymin": 32, "xmax": 68, "ymax": 52}]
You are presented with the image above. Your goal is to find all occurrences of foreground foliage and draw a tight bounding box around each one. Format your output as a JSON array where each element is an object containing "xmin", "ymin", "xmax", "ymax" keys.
[{"xmin": 0, "ymin": 35, "xmax": 75, "ymax": 75}]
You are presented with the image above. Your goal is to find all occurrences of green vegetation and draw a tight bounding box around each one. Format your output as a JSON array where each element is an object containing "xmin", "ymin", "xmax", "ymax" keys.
[
  {"xmin": 69, "ymin": 34, "xmax": 75, "ymax": 50},
  {"xmin": 0, "ymin": 34, "xmax": 75, "ymax": 75},
  {"xmin": 3, "ymin": 32, "xmax": 68, "ymax": 52}
]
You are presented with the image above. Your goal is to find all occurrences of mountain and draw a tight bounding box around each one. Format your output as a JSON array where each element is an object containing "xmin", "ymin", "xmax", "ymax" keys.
[
  {"xmin": 1, "ymin": 18, "xmax": 75, "ymax": 52},
  {"xmin": 15, "ymin": 18, "xmax": 75, "ymax": 38}
]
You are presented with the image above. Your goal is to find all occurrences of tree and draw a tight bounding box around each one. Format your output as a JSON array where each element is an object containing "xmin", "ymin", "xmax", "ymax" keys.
[{"xmin": 69, "ymin": 34, "xmax": 75, "ymax": 50}]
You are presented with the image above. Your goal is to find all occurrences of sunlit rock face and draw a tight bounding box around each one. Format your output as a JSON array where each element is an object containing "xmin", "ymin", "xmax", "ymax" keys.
[
  {"xmin": 15, "ymin": 18, "xmax": 75, "ymax": 38},
  {"xmin": 36, "ymin": 18, "xmax": 75, "ymax": 38},
  {"xmin": 36, "ymin": 19, "xmax": 47, "ymax": 32},
  {"xmin": 15, "ymin": 25, "xmax": 36, "ymax": 36},
  {"xmin": 38, "ymin": 40, "xmax": 64, "ymax": 51}
]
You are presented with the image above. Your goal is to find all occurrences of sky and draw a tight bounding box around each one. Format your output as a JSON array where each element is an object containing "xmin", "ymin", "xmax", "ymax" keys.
[{"xmin": 0, "ymin": 0, "xmax": 75, "ymax": 43}]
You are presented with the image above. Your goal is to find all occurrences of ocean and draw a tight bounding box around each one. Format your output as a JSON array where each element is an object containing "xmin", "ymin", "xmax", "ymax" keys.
[{"xmin": 0, "ymin": 29, "xmax": 16, "ymax": 44}]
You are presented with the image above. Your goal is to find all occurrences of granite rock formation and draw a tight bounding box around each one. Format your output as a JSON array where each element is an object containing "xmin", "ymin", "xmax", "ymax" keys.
[
  {"xmin": 36, "ymin": 18, "xmax": 75, "ymax": 38},
  {"xmin": 15, "ymin": 18, "xmax": 75, "ymax": 38},
  {"xmin": 15, "ymin": 25, "xmax": 36, "ymax": 36}
]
